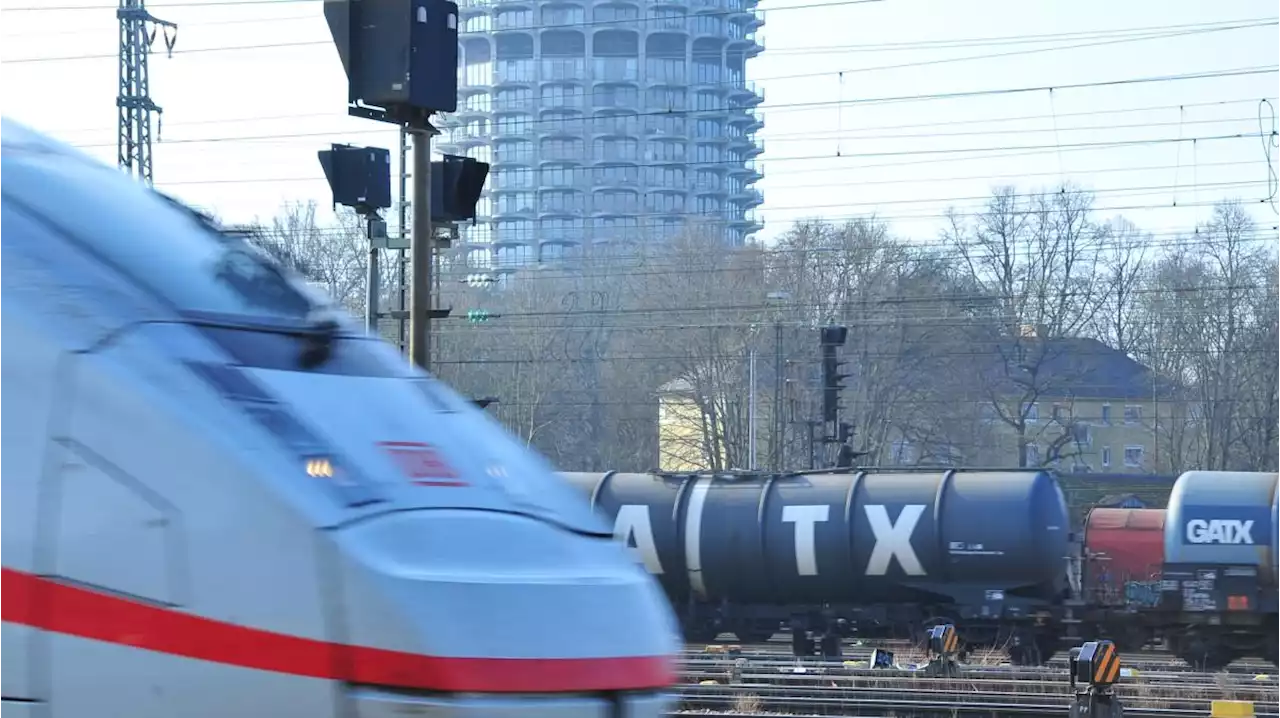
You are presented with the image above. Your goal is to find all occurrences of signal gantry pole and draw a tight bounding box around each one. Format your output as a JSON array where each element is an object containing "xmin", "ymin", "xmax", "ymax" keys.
[{"xmin": 116, "ymin": 0, "xmax": 176, "ymax": 185}]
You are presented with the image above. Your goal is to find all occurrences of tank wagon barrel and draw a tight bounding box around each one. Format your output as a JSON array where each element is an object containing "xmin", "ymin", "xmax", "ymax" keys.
[
  {"xmin": 560, "ymin": 469, "xmax": 1072, "ymax": 612},
  {"xmin": 1158, "ymin": 471, "xmax": 1279, "ymax": 668}
]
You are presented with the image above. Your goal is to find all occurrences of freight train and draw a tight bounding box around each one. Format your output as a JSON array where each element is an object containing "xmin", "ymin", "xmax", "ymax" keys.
[
  {"xmin": 560, "ymin": 468, "xmax": 1279, "ymax": 671},
  {"xmin": 0, "ymin": 117, "xmax": 678, "ymax": 718}
]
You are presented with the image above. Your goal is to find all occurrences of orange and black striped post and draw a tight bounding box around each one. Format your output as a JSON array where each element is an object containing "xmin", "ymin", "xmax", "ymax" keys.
[{"xmin": 1068, "ymin": 640, "xmax": 1125, "ymax": 718}]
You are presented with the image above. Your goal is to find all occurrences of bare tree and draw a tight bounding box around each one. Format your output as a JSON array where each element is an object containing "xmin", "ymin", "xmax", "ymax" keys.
[
  {"xmin": 1092, "ymin": 217, "xmax": 1151, "ymax": 355},
  {"xmin": 941, "ymin": 185, "xmax": 1111, "ymax": 467},
  {"xmin": 250, "ymin": 201, "xmax": 367, "ymax": 314}
]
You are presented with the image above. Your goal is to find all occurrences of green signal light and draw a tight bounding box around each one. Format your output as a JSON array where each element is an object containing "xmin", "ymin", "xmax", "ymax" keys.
[{"xmin": 467, "ymin": 310, "xmax": 491, "ymax": 323}]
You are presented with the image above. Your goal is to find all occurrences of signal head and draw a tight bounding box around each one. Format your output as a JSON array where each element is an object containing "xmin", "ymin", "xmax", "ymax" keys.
[
  {"xmin": 927, "ymin": 624, "xmax": 959, "ymax": 658},
  {"xmin": 1075, "ymin": 640, "xmax": 1121, "ymax": 690}
]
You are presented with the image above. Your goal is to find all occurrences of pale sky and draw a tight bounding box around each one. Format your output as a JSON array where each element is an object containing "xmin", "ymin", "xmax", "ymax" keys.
[{"xmin": 3, "ymin": 0, "xmax": 1278, "ymax": 245}]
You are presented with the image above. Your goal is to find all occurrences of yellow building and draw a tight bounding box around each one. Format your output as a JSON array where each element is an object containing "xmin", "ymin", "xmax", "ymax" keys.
[
  {"xmin": 656, "ymin": 379, "xmax": 721, "ymax": 471},
  {"xmin": 979, "ymin": 396, "xmax": 1177, "ymax": 474},
  {"xmin": 657, "ymin": 336, "xmax": 1181, "ymax": 475},
  {"xmin": 883, "ymin": 337, "xmax": 1176, "ymax": 474}
]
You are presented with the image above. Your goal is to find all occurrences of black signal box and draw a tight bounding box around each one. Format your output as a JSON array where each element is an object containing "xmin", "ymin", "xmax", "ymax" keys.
[
  {"xmin": 325, "ymin": 0, "xmax": 460, "ymax": 124},
  {"xmin": 431, "ymin": 154, "xmax": 491, "ymax": 223},
  {"xmin": 820, "ymin": 325, "xmax": 848, "ymax": 347},
  {"xmin": 317, "ymin": 144, "xmax": 392, "ymax": 213}
]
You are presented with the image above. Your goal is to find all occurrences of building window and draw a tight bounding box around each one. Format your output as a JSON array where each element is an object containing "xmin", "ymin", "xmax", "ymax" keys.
[
  {"xmin": 1101, "ymin": 446, "xmax": 1111, "ymax": 467},
  {"xmin": 541, "ymin": 5, "xmax": 584, "ymax": 25},
  {"xmin": 593, "ymin": 4, "xmax": 637, "ymax": 22},
  {"xmin": 1026, "ymin": 403, "xmax": 1039, "ymax": 423},
  {"xmin": 1024, "ymin": 443, "xmax": 1041, "ymax": 465},
  {"xmin": 1124, "ymin": 405, "xmax": 1142, "ymax": 425},
  {"xmin": 1124, "ymin": 445, "xmax": 1144, "ymax": 468},
  {"xmin": 1101, "ymin": 404, "xmax": 1112, "ymax": 424},
  {"xmin": 1072, "ymin": 423, "xmax": 1092, "ymax": 447},
  {"xmin": 496, "ymin": 245, "xmax": 534, "ymax": 268}
]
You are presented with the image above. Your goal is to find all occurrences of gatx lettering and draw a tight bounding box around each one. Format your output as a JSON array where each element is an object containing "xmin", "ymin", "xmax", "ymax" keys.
[
  {"xmin": 782, "ymin": 503, "xmax": 929, "ymax": 577},
  {"xmin": 782, "ymin": 505, "xmax": 829, "ymax": 576},
  {"xmin": 608, "ymin": 499, "xmax": 930, "ymax": 583},
  {"xmin": 1186, "ymin": 518, "xmax": 1255, "ymax": 545},
  {"xmin": 613, "ymin": 505, "xmax": 665, "ymax": 574},
  {"xmin": 864, "ymin": 504, "xmax": 927, "ymax": 576}
]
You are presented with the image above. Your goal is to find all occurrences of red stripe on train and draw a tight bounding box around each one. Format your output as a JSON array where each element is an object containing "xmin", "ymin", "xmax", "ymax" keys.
[{"xmin": 0, "ymin": 567, "xmax": 675, "ymax": 693}]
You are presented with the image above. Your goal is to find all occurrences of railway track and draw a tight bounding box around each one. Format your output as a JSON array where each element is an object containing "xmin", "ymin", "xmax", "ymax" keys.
[
  {"xmin": 672, "ymin": 647, "xmax": 1278, "ymax": 717},
  {"xmin": 671, "ymin": 673, "xmax": 1278, "ymax": 718},
  {"xmin": 673, "ymin": 706, "xmax": 1276, "ymax": 718},
  {"xmin": 684, "ymin": 640, "xmax": 1277, "ymax": 674}
]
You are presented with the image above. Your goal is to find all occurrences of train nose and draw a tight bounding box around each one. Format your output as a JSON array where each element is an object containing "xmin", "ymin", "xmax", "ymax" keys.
[{"xmin": 330, "ymin": 508, "xmax": 678, "ymax": 714}]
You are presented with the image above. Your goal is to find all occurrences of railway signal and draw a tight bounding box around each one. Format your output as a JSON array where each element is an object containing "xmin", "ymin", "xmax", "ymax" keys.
[
  {"xmin": 325, "ymin": 0, "xmax": 462, "ymax": 371},
  {"xmin": 466, "ymin": 309, "xmax": 498, "ymax": 324},
  {"xmin": 819, "ymin": 325, "xmax": 849, "ymax": 424},
  {"xmin": 1069, "ymin": 640, "xmax": 1125, "ymax": 718}
]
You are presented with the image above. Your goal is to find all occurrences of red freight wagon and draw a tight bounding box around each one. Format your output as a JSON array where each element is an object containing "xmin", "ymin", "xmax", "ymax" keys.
[{"xmin": 1083, "ymin": 508, "xmax": 1166, "ymax": 606}]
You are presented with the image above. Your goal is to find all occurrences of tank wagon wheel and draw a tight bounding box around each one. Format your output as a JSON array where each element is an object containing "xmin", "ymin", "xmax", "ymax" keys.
[
  {"xmin": 1169, "ymin": 635, "xmax": 1235, "ymax": 673},
  {"xmin": 1007, "ymin": 631, "xmax": 1058, "ymax": 667},
  {"xmin": 1109, "ymin": 627, "xmax": 1152, "ymax": 654},
  {"xmin": 680, "ymin": 620, "xmax": 722, "ymax": 644},
  {"xmin": 731, "ymin": 626, "xmax": 775, "ymax": 644}
]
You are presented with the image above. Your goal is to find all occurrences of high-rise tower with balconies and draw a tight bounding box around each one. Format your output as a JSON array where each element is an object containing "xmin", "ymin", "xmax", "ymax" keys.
[{"xmin": 436, "ymin": 0, "xmax": 765, "ymax": 279}]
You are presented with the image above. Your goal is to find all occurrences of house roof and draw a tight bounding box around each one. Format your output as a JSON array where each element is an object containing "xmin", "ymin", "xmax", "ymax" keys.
[{"xmin": 984, "ymin": 336, "xmax": 1170, "ymax": 401}]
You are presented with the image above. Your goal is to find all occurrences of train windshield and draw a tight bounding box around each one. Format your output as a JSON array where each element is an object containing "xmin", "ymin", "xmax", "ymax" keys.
[{"xmin": 1, "ymin": 124, "xmax": 331, "ymax": 328}]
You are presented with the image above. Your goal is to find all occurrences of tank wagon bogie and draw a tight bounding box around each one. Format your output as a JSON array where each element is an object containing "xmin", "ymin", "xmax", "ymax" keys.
[
  {"xmin": 561, "ymin": 469, "xmax": 1074, "ymax": 664},
  {"xmin": 0, "ymin": 118, "xmax": 679, "ymax": 718}
]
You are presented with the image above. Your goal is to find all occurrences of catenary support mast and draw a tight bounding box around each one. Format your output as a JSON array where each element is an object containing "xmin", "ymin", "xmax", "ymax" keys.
[{"xmin": 116, "ymin": 0, "xmax": 175, "ymax": 185}]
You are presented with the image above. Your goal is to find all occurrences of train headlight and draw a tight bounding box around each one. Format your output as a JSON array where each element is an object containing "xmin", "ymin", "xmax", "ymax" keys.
[{"xmin": 306, "ymin": 457, "xmax": 335, "ymax": 478}]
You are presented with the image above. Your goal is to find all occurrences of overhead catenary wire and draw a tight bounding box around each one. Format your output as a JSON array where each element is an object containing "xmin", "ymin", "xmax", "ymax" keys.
[
  {"xmin": 64, "ymin": 130, "xmax": 1277, "ymax": 170},
  {"xmin": 58, "ymin": 111, "xmax": 1267, "ymax": 152},
  {"xmin": 9, "ymin": 16, "xmax": 1275, "ymax": 95},
  {"xmin": 7, "ymin": 6, "xmax": 1269, "ymax": 287},
  {"xmin": 240, "ymin": 222, "xmax": 1280, "ymax": 287},
  {"xmin": 40, "ymin": 95, "xmax": 1269, "ymax": 148}
]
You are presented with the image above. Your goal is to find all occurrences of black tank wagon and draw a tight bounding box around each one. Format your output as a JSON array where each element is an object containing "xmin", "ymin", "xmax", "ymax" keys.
[{"xmin": 560, "ymin": 468, "xmax": 1075, "ymax": 663}]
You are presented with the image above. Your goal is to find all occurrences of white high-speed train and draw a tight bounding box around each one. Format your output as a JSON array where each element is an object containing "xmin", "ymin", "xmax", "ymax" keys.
[{"xmin": 0, "ymin": 117, "xmax": 679, "ymax": 718}]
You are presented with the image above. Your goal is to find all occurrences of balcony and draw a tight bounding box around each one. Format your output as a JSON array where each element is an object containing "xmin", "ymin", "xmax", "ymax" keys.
[
  {"xmin": 592, "ymin": 57, "xmax": 640, "ymax": 83},
  {"xmin": 726, "ymin": 110, "xmax": 763, "ymax": 131},
  {"xmin": 493, "ymin": 12, "xmax": 537, "ymax": 30},
  {"xmin": 688, "ymin": 66, "xmax": 725, "ymax": 87},
  {"xmin": 725, "ymin": 80, "xmax": 764, "ymax": 106},
  {"xmin": 726, "ymin": 159, "xmax": 761, "ymax": 179},
  {"xmin": 645, "ymin": 60, "xmax": 687, "ymax": 85},
  {"xmin": 690, "ymin": 0, "xmax": 757, "ymax": 13},
  {"xmin": 645, "ymin": 15, "xmax": 688, "ymax": 31},
  {"xmin": 456, "ymin": 97, "xmax": 493, "ymax": 117},
  {"xmin": 541, "ymin": 57, "xmax": 587, "ymax": 82},
  {"xmin": 492, "ymin": 122, "xmax": 535, "ymax": 141},
  {"xmin": 729, "ymin": 187, "xmax": 763, "ymax": 207},
  {"xmin": 493, "ymin": 205, "xmax": 538, "ymax": 219},
  {"xmin": 444, "ymin": 127, "xmax": 491, "ymax": 146},
  {"xmin": 494, "ymin": 60, "xmax": 537, "ymax": 85},
  {"xmin": 460, "ymin": 15, "xmax": 492, "ymax": 32},
  {"xmin": 539, "ymin": 146, "xmax": 587, "ymax": 162},
  {"xmin": 729, "ymin": 210, "xmax": 763, "ymax": 230},
  {"xmin": 539, "ymin": 120, "xmax": 588, "ymax": 137}
]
